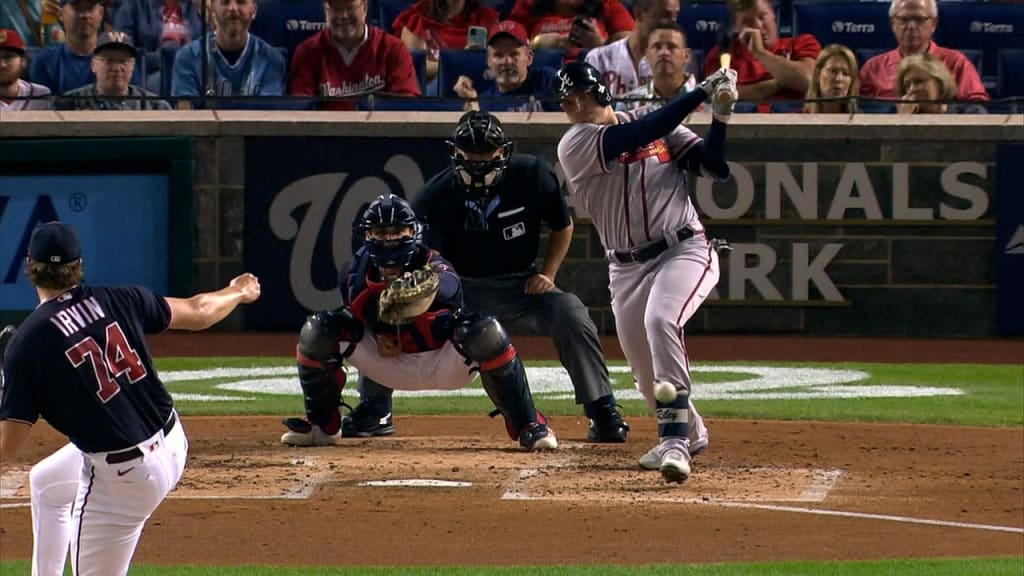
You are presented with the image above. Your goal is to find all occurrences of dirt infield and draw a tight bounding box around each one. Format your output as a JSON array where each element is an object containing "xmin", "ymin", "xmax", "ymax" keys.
[{"xmin": 1, "ymin": 335, "xmax": 1022, "ymax": 567}]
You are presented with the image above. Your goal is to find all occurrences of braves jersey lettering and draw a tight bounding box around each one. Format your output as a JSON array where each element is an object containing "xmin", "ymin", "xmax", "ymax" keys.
[{"xmin": 619, "ymin": 139, "xmax": 671, "ymax": 165}]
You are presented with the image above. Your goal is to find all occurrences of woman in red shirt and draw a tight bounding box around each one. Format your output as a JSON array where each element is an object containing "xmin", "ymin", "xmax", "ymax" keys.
[
  {"xmin": 509, "ymin": 0, "xmax": 633, "ymax": 61},
  {"xmin": 393, "ymin": 0, "xmax": 500, "ymax": 81}
]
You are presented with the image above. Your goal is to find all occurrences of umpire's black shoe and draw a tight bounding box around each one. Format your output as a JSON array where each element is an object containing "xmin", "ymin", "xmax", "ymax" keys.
[
  {"xmin": 587, "ymin": 404, "xmax": 630, "ymax": 443},
  {"xmin": 341, "ymin": 402, "xmax": 396, "ymax": 438}
]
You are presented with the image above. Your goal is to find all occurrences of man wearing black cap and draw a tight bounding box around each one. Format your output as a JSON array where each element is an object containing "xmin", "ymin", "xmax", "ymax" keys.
[
  {"xmin": 0, "ymin": 222, "xmax": 261, "ymax": 576},
  {"xmin": 56, "ymin": 29, "xmax": 170, "ymax": 109},
  {"xmin": 342, "ymin": 111, "xmax": 631, "ymax": 444},
  {"xmin": 27, "ymin": 0, "xmax": 143, "ymax": 94}
]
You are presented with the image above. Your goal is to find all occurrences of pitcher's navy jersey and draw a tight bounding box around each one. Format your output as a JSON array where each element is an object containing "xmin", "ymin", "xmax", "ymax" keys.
[
  {"xmin": 0, "ymin": 284, "xmax": 173, "ymax": 453},
  {"xmin": 342, "ymin": 245, "xmax": 462, "ymax": 353}
]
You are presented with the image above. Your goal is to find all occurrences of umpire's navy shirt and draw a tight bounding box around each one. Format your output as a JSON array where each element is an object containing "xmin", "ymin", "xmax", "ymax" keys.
[
  {"xmin": 413, "ymin": 153, "xmax": 572, "ymax": 278},
  {"xmin": 0, "ymin": 284, "xmax": 173, "ymax": 453}
]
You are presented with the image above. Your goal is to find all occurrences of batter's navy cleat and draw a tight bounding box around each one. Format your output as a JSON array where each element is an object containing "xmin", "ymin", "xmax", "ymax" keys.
[
  {"xmin": 660, "ymin": 449, "xmax": 691, "ymax": 484},
  {"xmin": 340, "ymin": 402, "xmax": 395, "ymax": 438},
  {"xmin": 587, "ymin": 404, "xmax": 630, "ymax": 443},
  {"xmin": 280, "ymin": 418, "xmax": 339, "ymax": 447},
  {"xmin": 519, "ymin": 422, "xmax": 558, "ymax": 451}
]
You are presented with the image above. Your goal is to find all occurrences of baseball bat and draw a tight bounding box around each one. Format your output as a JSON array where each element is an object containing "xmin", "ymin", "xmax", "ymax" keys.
[{"xmin": 717, "ymin": 52, "xmax": 734, "ymax": 106}]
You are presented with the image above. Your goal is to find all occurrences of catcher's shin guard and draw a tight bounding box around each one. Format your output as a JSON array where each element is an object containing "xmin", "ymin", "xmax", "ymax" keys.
[
  {"xmin": 454, "ymin": 313, "xmax": 540, "ymax": 441},
  {"xmin": 293, "ymin": 309, "xmax": 363, "ymax": 435}
]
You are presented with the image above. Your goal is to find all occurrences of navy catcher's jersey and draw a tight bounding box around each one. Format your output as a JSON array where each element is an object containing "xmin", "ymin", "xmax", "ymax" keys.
[
  {"xmin": 413, "ymin": 153, "xmax": 572, "ymax": 278},
  {"xmin": 0, "ymin": 284, "xmax": 173, "ymax": 453},
  {"xmin": 341, "ymin": 245, "xmax": 462, "ymax": 353}
]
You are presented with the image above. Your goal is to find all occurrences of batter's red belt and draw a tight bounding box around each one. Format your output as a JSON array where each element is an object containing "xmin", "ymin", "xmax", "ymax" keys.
[
  {"xmin": 611, "ymin": 227, "xmax": 695, "ymax": 264},
  {"xmin": 105, "ymin": 412, "xmax": 178, "ymax": 465}
]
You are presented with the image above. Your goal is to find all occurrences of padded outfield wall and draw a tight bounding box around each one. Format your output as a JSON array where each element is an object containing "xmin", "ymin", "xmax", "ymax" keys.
[{"xmin": 0, "ymin": 111, "xmax": 1021, "ymax": 337}]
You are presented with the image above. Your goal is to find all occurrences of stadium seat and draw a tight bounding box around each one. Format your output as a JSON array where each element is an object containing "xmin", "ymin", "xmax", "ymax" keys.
[
  {"xmin": 769, "ymin": 100, "xmax": 804, "ymax": 113},
  {"xmin": 933, "ymin": 1, "xmax": 1024, "ymax": 81},
  {"xmin": 482, "ymin": 0, "xmax": 512, "ymax": 19},
  {"xmin": 689, "ymin": 48, "xmax": 705, "ymax": 80},
  {"xmin": 379, "ymin": 0, "xmax": 413, "ymax": 34},
  {"xmin": 678, "ymin": 2, "xmax": 730, "ymax": 55},
  {"xmin": 437, "ymin": 49, "xmax": 492, "ymax": 98},
  {"xmin": 532, "ymin": 49, "xmax": 564, "ymax": 71},
  {"xmin": 997, "ymin": 49, "xmax": 1024, "ymax": 99},
  {"xmin": 356, "ymin": 96, "xmax": 465, "ymax": 110},
  {"xmin": 410, "ymin": 49, "xmax": 428, "ymax": 94},
  {"xmin": 249, "ymin": 0, "xmax": 325, "ymax": 61},
  {"xmin": 792, "ymin": 0, "xmax": 891, "ymax": 53}
]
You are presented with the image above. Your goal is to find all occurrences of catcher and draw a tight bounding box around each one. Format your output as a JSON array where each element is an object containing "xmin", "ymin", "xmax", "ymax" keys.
[{"xmin": 280, "ymin": 193, "xmax": 558, "ymax": 451}]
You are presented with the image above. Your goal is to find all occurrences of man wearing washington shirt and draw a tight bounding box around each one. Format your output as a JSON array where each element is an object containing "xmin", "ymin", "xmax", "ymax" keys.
[{"xmin": 288, "ymin": 0, "xmax": 420, "ymax": 110}]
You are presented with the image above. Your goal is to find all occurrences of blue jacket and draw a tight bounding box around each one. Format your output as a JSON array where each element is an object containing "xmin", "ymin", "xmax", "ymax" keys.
[
  {"xmin": 114, "ymin": 0, "xmax": 203, "ymax": 53},
  {"xmin": 28, "ymin": 42, "xmax": 142, "ymax": 94},
  {"xmin": 171, "ymin": 33, "xmax": 286, "ymax": 108}
]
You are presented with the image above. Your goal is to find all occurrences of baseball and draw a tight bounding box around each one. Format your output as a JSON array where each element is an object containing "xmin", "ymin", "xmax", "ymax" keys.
[{"xmin": 653, "ymin": 381, "xmax": 677, "ymax": 403}]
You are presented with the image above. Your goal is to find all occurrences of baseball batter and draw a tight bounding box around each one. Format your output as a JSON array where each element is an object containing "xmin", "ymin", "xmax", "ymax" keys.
[
  {"xmin": 555, "ymin": 61, "xmax": 737, "ymax": 483},
  {"xmin": 0, "ymin": 222, "xmax": 261, "ymax": 575}
]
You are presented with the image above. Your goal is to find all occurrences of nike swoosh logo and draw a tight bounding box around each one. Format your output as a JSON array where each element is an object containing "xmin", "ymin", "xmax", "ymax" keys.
[{"xmin": 116, "ymin": 467, "xmax": 135, "ymax": 476}]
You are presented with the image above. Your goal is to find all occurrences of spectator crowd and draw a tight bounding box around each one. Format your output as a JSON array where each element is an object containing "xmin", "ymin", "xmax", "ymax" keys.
[{"xmin": 1, "ymin": 0, "xmax": 1020, "ymax": 112}]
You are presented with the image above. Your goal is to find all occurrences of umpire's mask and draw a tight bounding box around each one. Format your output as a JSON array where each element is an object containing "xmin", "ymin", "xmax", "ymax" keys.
[{"xmin": 447, "ymin": 111, "xmax": 513, "ymax": 230}]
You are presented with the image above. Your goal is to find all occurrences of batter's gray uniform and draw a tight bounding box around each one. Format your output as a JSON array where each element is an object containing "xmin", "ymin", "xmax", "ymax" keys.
[{"xmin": 558, "ymin": 106, "xmax": 716, "ymax": 458}]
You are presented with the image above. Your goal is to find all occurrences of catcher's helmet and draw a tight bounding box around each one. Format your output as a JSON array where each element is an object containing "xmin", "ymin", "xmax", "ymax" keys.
[
  {"xmin": 358, "ymin": 194, "xmax": 422, "ymax": 269},
  {"xmin": 554, "ymin": 61, "xmax": 612, "ymax": 107}
]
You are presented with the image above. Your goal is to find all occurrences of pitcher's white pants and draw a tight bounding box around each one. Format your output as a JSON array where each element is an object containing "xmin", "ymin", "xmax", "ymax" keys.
[{"xmin": 30, "ymin": 416, "xmax": 188, "ymax": 576}]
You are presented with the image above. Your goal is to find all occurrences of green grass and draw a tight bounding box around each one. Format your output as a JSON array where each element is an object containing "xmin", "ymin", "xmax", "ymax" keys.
[
  {"xmin": 2, "ymin": 557, "xmax": 1021, "ymax": 575},
  {"xmin": 158, "ymin": 358, "xmax": 1024, "ymax": 427}
]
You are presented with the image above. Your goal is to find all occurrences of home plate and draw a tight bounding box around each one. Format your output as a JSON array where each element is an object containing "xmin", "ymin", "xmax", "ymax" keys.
[{"xmin": 359, "ymin": 479, "xmax": 473, "ymax": 488}]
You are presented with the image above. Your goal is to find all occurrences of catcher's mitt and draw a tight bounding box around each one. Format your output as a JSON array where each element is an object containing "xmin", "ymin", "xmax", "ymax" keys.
[{"xmin": 378, "ymin": 266, "xmax": 441, "ymax": 325}]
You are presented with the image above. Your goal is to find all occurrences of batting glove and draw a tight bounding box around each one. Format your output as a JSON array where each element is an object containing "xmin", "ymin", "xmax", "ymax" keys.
[
  {"xmin": 697, "ymin": 67, "xmax": 736, "ymax": 98},
  {"xmin": 711, "ymin": 73, "xmax": 739, "ymax": 123}
]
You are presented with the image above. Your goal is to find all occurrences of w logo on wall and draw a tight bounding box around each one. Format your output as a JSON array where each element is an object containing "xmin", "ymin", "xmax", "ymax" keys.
[{"xmin": 243, "ymin": 138, "xmax": 450, "ymax": 329}]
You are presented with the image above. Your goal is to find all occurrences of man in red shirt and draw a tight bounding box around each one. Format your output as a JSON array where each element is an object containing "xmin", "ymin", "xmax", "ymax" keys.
[
  {"xmin": 288, "ymin": 0, "xmax": 420, "ymax": 110},
  {"xmin": 703, "ymin": 0, "xmax": 820, "ymax": 106},
  {"xmin": 859, "ymin": 0, "xmax": 988, "ymax": 102}
]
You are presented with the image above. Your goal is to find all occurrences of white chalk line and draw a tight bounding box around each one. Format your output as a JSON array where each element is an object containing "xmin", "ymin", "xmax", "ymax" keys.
[
  {"xmin": 708, "ymin": 501, "xmax": 1024, "ymax": 535},
  {"xmin": 501, "ymin": 461, "xmax": 1023, "ymax": 536}
]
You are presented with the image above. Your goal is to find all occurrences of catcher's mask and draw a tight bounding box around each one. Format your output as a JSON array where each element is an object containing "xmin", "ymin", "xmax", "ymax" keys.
[
  {"xmin": 446, "ymin": 111, "xmax": 513, "ymax": 230},
  {"xmin": 554, "ymin": 61, "xmax": 612, "ymax": 107},
  {"xmin": 359, "ymin": 194, "xmax": 422, "ymax": 270}
]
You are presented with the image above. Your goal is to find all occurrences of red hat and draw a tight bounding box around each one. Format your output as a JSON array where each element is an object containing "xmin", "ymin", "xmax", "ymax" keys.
[
  {"xmin": 0, "ymin": 29, "xmax": 26, "ymax": 54},
  {"xmin": 487, "ymin": 20, "xmax": 529, "ymax": 46}
]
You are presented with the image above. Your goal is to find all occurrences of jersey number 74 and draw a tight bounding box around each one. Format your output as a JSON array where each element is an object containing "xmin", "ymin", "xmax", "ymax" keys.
[{"xmin": 65, "ymin": 322, "xmax": 148, "ymax": 403}]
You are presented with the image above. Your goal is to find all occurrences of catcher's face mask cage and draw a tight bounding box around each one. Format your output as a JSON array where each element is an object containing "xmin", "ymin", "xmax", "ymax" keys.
[{"xmin": 360, "ymin": 194, "xmax": 423, "ymax": 269}]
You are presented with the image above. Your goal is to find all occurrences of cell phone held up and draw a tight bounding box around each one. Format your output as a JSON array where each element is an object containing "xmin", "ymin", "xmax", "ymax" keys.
[{"xmin": 467, "ymin": 26, "xmax": 488, "ymax": 50}]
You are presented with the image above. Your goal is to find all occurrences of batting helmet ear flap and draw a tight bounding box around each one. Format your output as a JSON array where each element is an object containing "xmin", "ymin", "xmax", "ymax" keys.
[{"xmin": 594, "ymin": 81, "xmax": 612, "ymax": 107}]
